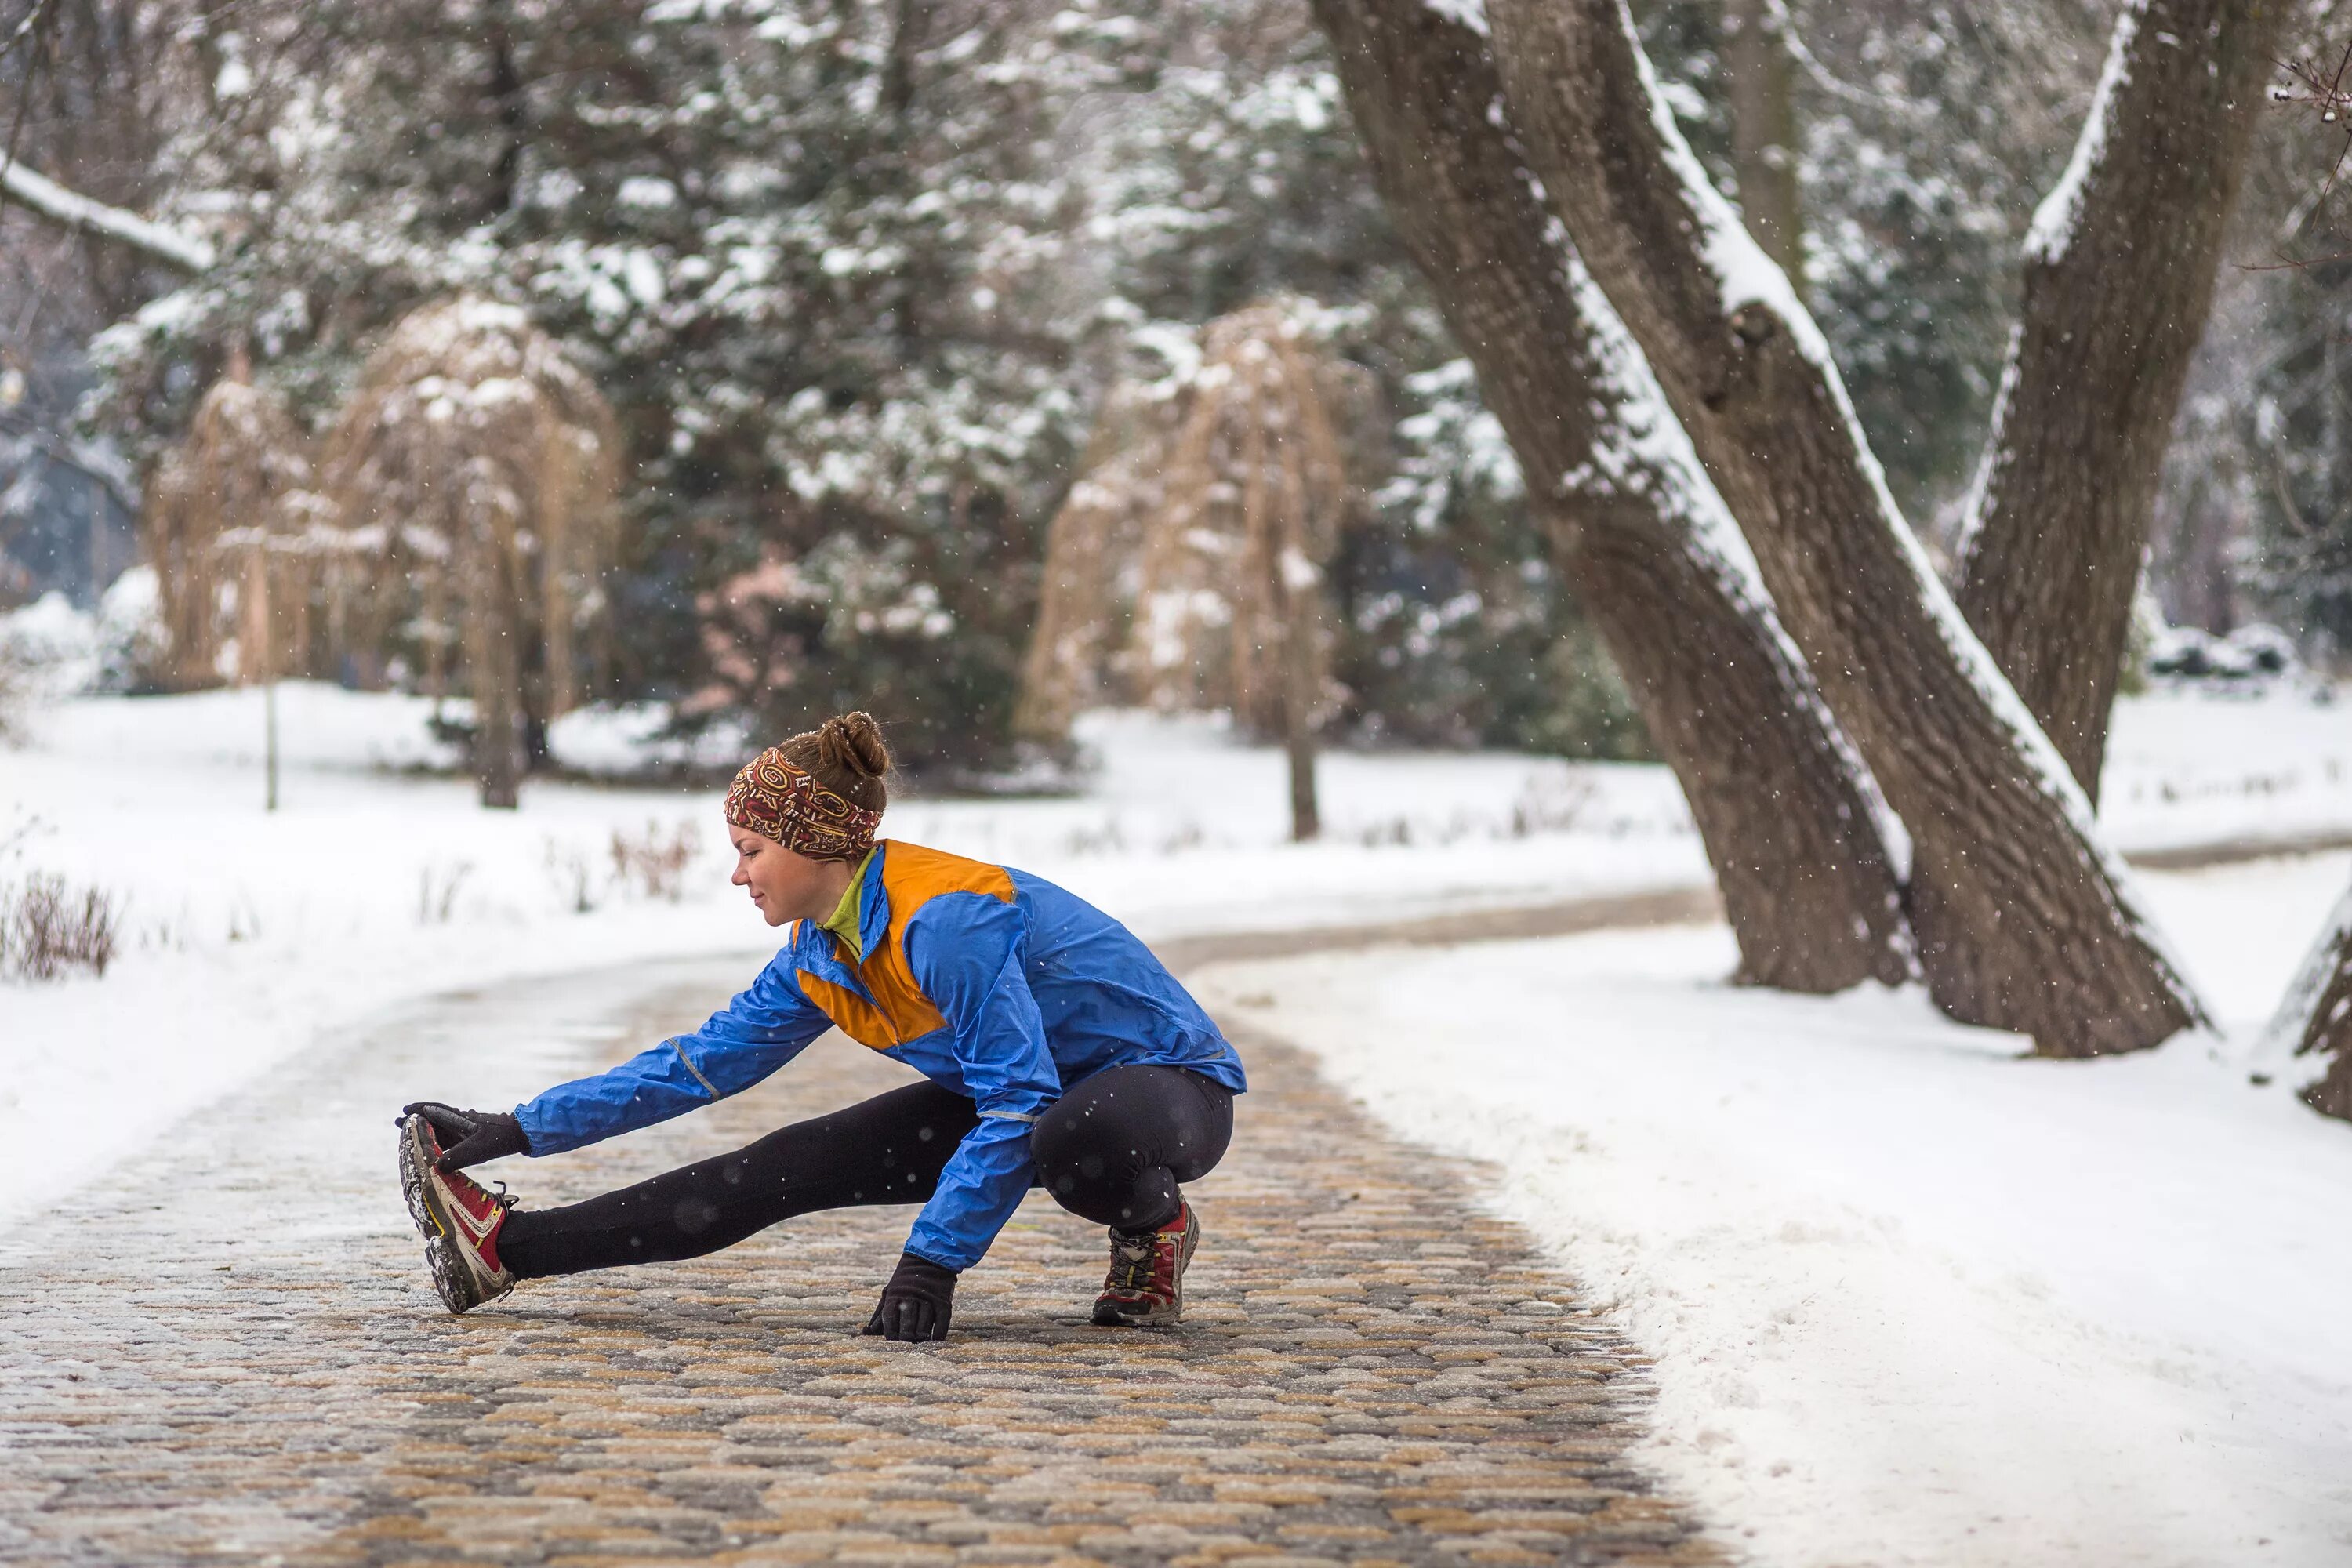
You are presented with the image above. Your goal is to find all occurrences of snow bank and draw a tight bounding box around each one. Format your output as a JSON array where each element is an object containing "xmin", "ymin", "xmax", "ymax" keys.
[
  {"xmin": 1193, "ymin": 854, "xmax": 2352, "ymax": 1566},
  {"xmin": 2099, "ymin": 684, "xmax": 2352, "ymax": 852}
]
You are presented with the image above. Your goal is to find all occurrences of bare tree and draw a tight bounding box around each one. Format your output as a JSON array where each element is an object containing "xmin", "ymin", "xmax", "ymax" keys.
[
  {"xmin": 1954, "ymin": 0, "xmax": 2286, "ymax": 794},
  {"xmin": 1131, "ymin": 303, "xmax": 1354, "ymax": 842},
  {"xmin": 321, "ymin": 297, "xmax": 620, "ymax": 808},
  {"xmin": 1313, "ymin": 0, "xmax": 1910, "ymax": 991},
  {"xmin": 1480, "ymin": 0, "xmax": 2205, "ymax": 1053},
  {"xmin": 142, "ymin": 361, "xmax": 311, "ymax": 688},
  {"xmin": 1014, "ymin": 383, "xmax": 1183, "ymax": 746}
]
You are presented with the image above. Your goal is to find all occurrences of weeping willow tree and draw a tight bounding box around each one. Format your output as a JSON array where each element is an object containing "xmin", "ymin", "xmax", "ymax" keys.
[
  {"xmin": 1014, "ymin": 383, "xmax": 1185, "ymax": 746},
  {"xmin": 142, "ymin": 365, "xmax": 319, "ymax": 690},
  {"xmin": 1132, "ymin": 303, "xmax": 1361, "ymax": 840},
  {"xmin": 321, "ymin": 297, "xmax": 621, "ymax": 808}
]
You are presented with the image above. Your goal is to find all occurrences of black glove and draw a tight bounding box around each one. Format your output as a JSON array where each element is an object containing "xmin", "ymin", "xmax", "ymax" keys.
[
  {"xmin": 401, "ymin": 1102, "xmax": 530, "ymax": 1171},
  {"xmin": 862, "ymin": 1251, "xmax": 956, "ymax": 1343}
]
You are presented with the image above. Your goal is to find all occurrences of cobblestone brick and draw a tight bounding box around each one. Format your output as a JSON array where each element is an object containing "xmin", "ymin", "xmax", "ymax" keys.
[{"xmin": 0, "ymin": 957, "xmax": 1715, "ymax": 1565}]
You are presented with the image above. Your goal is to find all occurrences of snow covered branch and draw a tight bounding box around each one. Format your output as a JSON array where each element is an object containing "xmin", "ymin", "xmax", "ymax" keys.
[
  {"xmin": 0, "ymin": 156, "xmax": 214, "ymax": 274},
  {"xmin": 2259, "ymin": 880, "xmax": 2352, "ymax": 1122}
]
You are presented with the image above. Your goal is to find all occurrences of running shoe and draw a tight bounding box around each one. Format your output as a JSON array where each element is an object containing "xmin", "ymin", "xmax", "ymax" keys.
[
  {"xmin": 397, "ymin": 1111, "xmax": 517, "ymax": 1314},
  {"xmin": 1091, "ymin": 1199, "xmax": 1199, "ymax": 1327}
]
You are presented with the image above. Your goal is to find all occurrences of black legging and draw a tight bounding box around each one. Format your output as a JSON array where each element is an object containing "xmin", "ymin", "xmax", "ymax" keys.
[{"xmin": 498, "ymin": 1063, "xmax": 1234, "ymax": 1280}]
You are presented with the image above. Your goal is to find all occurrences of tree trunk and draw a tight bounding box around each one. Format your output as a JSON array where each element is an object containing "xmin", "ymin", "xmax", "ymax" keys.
[
  {"xmin": 1314, "ymin": 0, "xmax": 1910, "ymax": 992},
  {"xmin": 2259, "ymin": 880, "xmax": 2352, "ymax": 1123},
  {"xmin": 1286, "ymin": 724, "xmax": 1320, "ymax": 843},
  {"xmin": 1955, "ymin": 0, "xmax": 2284, "ymax": 795},
  {"xmin": 483, "ymin": 0, "xmax": 528, "ymax": 223},
  {"xmin": 464, "ymin": 522, "xmax": 524, "ymax": 810},
  {"xmin": 1282, "ymin": 549, "xmax": 1323, "ymax": 844},
  {"xmin": 239, "ymin": 541, "xmax": 271, "ymax": 686},
  {"xmin": 1722, "ymin": 0, "xmax": 1803, "ymax": 291},
  {"xmin": 1483, "ymin": 0, "xmax": 2204, "ymax": 1051}
]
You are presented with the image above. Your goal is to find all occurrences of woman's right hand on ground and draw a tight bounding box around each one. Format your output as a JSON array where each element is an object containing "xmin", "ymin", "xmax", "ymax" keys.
[
  {"xmin": 862, "ymin": 1252, "xmax": 956, "ymax": 1342},
  {"xmin": 401, "ymin": 1102, "xmax": 530, "ymax": 1171}
]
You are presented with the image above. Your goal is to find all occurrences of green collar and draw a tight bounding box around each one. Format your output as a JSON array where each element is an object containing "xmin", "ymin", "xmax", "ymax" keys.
[{"xmin": 817, "ymin": 848, "xmax": 877, "ymax": 962}]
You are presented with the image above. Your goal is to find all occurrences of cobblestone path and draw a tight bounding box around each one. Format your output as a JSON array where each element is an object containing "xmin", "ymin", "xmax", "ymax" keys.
[{"xmin": 0, "ymin": 953, "xmax": 1716, "ymax": 1566}]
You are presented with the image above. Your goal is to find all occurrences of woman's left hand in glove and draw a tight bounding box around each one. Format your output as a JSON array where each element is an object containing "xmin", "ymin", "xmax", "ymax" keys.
[
  {"xmin": 862, "ymin": 1251, "xmax": 956, "ymax": 1342},
  {"xmin": 401, "ymin": 1102, "xmax": 530, "ymax": 1171}
]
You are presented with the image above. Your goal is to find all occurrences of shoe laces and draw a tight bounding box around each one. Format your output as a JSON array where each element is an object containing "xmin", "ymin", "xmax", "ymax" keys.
[{"xmin": 1106, "ymin": 1228, "xmax": 1163, "ymax": 1294}]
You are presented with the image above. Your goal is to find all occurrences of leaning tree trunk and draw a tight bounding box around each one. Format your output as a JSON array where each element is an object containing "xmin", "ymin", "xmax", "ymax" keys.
[
  {"xmin": 1316, "ymin": 0, "xmax": 1909, "ymax": 991},
  {"xmin": 2259, "ymin": 880, "xmax": 2352, "ymax": 1123},
  {"xmin": 1955, "ymin": 0, "xmax": 2284, "ymax": 796},
  {"xmin": 1483, "ymin": 0, "xmax": 2205, "ymax": 1052}
]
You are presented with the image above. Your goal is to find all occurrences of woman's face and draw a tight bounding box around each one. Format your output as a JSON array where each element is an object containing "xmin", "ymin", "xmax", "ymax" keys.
[{"xmin": 728, "ymin": 826, "xmax": 842, "ymax": 927}]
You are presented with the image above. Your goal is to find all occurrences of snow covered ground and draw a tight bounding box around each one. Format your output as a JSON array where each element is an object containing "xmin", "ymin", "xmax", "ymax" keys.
[
  {"xmin": 7, "ymin": 673, "xmax": 2352, "ymax": 1559},
  {"xmin": 1191, "ymin": 855, "xmax": 2352, "ymax": 1566}
]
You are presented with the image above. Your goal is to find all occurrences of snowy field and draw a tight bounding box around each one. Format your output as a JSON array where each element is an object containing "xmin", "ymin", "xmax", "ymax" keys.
[
  {"xmin": 5, "ymin": 677, "xmax": 2352, "ymax": 1226},
  {"xmin": 1192, "ymin": 855, "xmax": 2352, "ymax": 1567}
]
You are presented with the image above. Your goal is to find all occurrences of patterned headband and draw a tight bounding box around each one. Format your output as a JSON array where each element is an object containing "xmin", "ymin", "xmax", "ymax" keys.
[{"xmin": 724, "ymin": 747, "xmax": 882, "ymax": 863}]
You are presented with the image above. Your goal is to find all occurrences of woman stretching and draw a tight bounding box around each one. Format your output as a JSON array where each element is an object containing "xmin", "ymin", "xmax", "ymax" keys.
[{"xmin": 396, "ymin": 712, "xmax": 1244, "ymax": 1342}]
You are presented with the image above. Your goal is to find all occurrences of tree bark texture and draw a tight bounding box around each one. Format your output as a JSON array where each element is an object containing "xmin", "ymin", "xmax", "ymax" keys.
[
  {"xmin": 464, "ymin": 516, "xmax": 526, "ymax": 811},
  {"xmin": 1314, "ymin": 0, "xmax": 1909, "ymax": 992},
  {"xmin": 1483, "ymin": 0, "xmax": 2203, "ymax": 1052},
  {"xmin": 1722, "ymin": 0, "xmax": 1804, "ymax": 289},
  {"xmin": 1955, "ymin": 0, "xmax": 2284, "ymax": 796},
  {"xmin": 2260, "ymin": 880, "xmax": 2352, "ymax": 1123}
]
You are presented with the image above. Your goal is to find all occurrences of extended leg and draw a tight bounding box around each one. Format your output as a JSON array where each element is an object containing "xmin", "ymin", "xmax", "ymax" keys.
[{"xmin": 499, "ymin": 1080, "xmax": 979, "ymax": 1279}]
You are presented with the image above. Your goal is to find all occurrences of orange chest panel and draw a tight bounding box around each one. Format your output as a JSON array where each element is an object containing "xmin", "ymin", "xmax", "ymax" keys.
[
  {"xmin": 796, "ymin": 843, "xmax": 1016, "ymax": 1051},
  {"xmin": 796, "ymin": 961, "xmax": 943, "ymax": 1050}
]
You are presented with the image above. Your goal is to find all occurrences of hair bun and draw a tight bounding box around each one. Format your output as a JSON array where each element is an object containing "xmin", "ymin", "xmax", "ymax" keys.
[{"xmin": 818, "ymin": 711, "xmax": 891, "ymax": 779}]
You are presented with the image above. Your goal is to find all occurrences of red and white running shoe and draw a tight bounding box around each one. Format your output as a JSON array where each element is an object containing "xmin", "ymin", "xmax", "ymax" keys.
[
  {"xmin": 1091, "ymin": 1200, "xmax": 1200, "ymax": 1327},
  {"xmin": 397, "ymin": 1112, "xmax": 517, "ymax": 1314}
]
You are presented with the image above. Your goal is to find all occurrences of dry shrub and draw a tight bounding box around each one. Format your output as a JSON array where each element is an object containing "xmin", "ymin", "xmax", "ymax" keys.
[
  {"xmin": 143, "ymin": 368, "xmax": 328, "ymax": 690},
  {"xmin": 415, "ymin": 859, "xmax": 474, "ymax": 925},
  {"xmin": 1508, "ymin": 774, "xmax": 1599, "ymax": 837},
  {"xmin": 543, "ymin": 837, "xmax": 603, "ymax": 915},
  {"xmin": 610, "ymin": 821, "xmax": 700, "ymax": 902},
  {"xmin": 1, "ymin": 873, "xmax": 125, "ymax": 982},
  {"xmin": 323, "ymin": 296, "xmax": 622, "ymax": 807}
]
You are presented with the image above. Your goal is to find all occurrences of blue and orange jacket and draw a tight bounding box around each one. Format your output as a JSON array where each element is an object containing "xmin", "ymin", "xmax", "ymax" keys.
[{"xmin": 514, "ymin": 841, "xmax": 1246, "ymax": 1270}]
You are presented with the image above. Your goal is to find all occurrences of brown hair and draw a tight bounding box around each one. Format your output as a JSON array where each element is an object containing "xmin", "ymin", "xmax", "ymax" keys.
[{"xmin": 776, "ymin": 711, "xmax": 892, "ymax": 813}]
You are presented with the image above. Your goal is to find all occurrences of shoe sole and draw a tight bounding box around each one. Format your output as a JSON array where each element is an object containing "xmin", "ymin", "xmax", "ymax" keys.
[
  {"xmin": 397, "ymin": 1115, "xmax": 506, "ymax": 1315},
  {"xmin": 396, "ymin": 1116, "xmax": 439, "ymax": 1242},
  {"xmin": 1091, "ymin": 1210, "xmax": 1201, "ymax": 1327}
]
